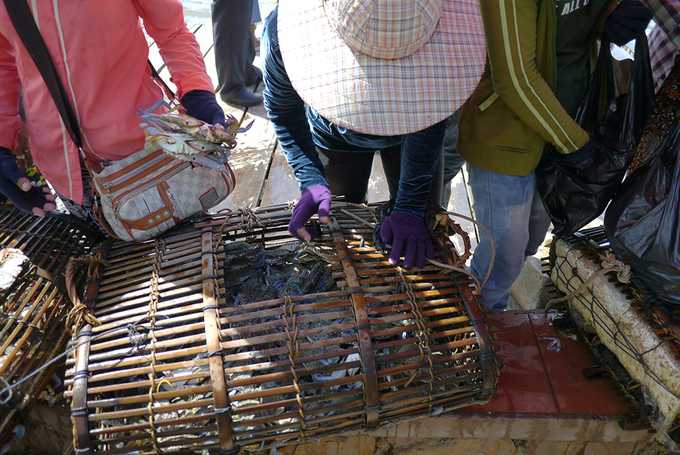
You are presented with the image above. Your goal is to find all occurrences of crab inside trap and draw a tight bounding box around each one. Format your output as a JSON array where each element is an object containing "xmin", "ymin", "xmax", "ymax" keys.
[{"xmin": 64, "ymin": 202, "xmax": 498, "ymax": 453}]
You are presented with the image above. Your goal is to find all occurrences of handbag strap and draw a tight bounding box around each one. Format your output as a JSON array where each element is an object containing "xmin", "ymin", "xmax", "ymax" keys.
[
  {"xmin": 4, "ymin": 0, "xmax": 84, "ymax": 150},
  {"xmin": 4, "ymin": 0, "xmax": 177, "ymax": 160}
]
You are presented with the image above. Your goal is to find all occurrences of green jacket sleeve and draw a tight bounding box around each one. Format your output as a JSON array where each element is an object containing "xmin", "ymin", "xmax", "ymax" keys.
[{"xmin": 480, "ymin": 0, "xmax": 590, "ymax": 154}]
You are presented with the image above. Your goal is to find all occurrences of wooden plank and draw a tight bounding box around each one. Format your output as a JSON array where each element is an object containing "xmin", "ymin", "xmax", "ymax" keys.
[
  {"xmin": 259, "ymin": 146, "xmax": 298, "ymax": 207},
  {"xmin": 200, "ymin": 22, "xmax": 277, "ymax": 211},
  {"xmin": 213, "ymin": 112, "xmax": 277, "ymax": 211},
  {"xmin": 201, "ymin": 230, "xmax": 235, "ymax": 449}
]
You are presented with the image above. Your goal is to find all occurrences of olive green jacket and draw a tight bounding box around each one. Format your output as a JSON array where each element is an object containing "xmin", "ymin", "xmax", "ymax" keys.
[{"xmin": 458, "ymin": 0, "xmax": 616, "ymax": 176}]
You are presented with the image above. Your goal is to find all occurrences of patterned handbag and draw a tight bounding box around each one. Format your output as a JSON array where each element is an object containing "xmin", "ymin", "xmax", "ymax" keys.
[
  {"xmin": 90, "ymin": 115, "xmax": 237, "ymax": 241},
  {"xmin": 6, "ymin": 0, "xmax": 236, "ymax": 242}
]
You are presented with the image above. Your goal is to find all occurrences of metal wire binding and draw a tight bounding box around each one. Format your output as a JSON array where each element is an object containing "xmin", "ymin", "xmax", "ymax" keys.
[{"xmin": 0, "ymin": 376, "xmax": 13, "ymax": 405}]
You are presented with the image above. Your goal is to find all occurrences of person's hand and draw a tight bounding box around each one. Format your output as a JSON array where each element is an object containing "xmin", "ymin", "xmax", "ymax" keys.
[
  {"xmin": 604, "ymin": 0, "xmax": 653, "ymax": 46},
  {"xmin": 0, "ymin": 147, "xmax": 56, "ymax": 216},
  {"xmin": 181, "ymin": 90, "xmax": 227, "ymax": 126},
  {"xmin": 289, "ymin": 184, "xmax": 331, "ymax": 241},
  {"xmin": 379, "ymin": 212, "xmax": 434, "ymax": 269},
  {"xmin": 562, "ymin": 140, "xmax": 597, "ymax": 170}
]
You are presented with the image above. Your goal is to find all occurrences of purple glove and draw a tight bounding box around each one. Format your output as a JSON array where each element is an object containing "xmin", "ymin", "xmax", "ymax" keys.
[
  {"xmin": 0, "ymin": 147, "xmax": 55, "ymax": 216},
  {"xmin": 181, "ymin": 90, "xmax": 227, "ymax": 126},
  {"xmin": 289, "ymin": 184, "xmax": 331, "ymax": 241},
  {"xmin": 380, "ymin": 212, "xmax": 434, "ymax": 268}
]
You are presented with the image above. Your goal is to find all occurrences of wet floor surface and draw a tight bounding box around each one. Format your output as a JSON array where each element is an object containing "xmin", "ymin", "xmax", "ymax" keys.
[{"xmin": 460, "ymin": 311, "xmax": 631, "ymax": 417}]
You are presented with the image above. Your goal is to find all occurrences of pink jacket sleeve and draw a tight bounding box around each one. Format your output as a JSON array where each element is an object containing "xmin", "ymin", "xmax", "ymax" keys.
[
  {"xmin": 134, "ymin": 0, "xmax": 215, "ymax": 97},
  {"xmin": 0, "ymin": 30, "xmax": 22, "ymax": 151}
]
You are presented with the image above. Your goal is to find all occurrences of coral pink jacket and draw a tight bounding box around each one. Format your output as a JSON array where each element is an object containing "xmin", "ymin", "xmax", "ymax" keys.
[{"xmin": 0, "ymin": 0, "xmax": 214, "ymax": 203}]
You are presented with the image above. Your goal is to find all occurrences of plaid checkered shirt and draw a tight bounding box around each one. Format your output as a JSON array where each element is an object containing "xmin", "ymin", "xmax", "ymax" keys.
[
  {"xmin": 644, "ymin": 1, "xmax": 679, "ymax": 90},
  {"xmin": 650, "ymin": 21, "xmax": 679, "ymax": 91},
  {"xmin": 644, "ymin": 0, "xmax": 680, "ymax": 47}
]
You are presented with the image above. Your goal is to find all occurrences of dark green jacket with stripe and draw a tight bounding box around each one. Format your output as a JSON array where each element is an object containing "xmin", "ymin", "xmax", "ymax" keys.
[{"xmin": 458, "ymin": 0, "xmax": 617, "ymax": 176}]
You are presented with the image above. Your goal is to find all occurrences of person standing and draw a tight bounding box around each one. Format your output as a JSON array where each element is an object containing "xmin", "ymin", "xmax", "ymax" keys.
[
  {"xmin": 0, "ymin": 0, "xmax": 226, "ymax": 218},
  {"xmin": 211, "ymin": 0, "xmax": 263, "ymax": 107},
  {"xmin": 440, "ymin": 111, "xmax": 465, "ymax": 208},
  {"xmin": 458, "ymin": 0, "xmax": 652, "ymax": 310},
  {"xmin": 262, "ymin": 0, "xmax": 486, "ymax": 268}
]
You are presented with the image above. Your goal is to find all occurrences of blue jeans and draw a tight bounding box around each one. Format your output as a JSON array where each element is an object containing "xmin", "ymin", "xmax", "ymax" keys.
[{"xmin": 468, "ymin": 165, "xmax": 552, "ymax": 310}]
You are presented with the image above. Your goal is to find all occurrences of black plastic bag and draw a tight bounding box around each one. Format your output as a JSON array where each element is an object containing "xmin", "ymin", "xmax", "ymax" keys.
[
  {"xmin": 605, "ymin": 125, "xmax": 680, "ymax": 306},
  {"xmin": 537, "ymin": 36, "xmax": 655, "ymax": 236}
]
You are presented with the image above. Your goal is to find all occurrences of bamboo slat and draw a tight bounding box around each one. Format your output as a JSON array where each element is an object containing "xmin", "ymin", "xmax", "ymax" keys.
[
  {"xmin": 0, "ymin": 208, "xmax": 100, "ymax": 439},
  {"xmin": 66, "ymin": 202, "xmax": 498, "ymax": 453}
]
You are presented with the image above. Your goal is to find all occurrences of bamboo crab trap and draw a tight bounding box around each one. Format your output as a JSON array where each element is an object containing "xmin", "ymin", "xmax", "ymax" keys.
[
  {"xmin": 65, "ymin": 202, "xmax": 498, "ymax": 453},
  {"xmin": 0, "ymin": 208, "xmax": 99, "ymax": 438}
]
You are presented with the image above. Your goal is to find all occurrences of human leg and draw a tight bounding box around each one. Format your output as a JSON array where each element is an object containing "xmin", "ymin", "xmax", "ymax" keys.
[
  {"xmin": 317, "ymin": 148, "xmax": 375, "ymax": 204},
  {"xmin": 441, "ymin": 111, "xmax": 465, "ymax": 207},
  {"xmin": 526, "ymin": 191, "xmax": 552, "ymax": 256},
  {"xmin": 379, "ymin": 144, "xmax": 402, "ymax": 203},
  {"xmin": 246, "ymin": 1, "xmax": 262, "ymax": 87},
  {"xmin": 211, "ymin": 0, "xmax": 262, "ymax": 107},
  {"xmin": 468, "ymin": 165, "xmax": 538, "ymax": 310}
]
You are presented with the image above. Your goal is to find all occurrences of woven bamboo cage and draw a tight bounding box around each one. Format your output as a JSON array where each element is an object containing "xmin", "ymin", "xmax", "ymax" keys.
[
  {"xmin": 0, "ymin": 208, "xmax": 100, "ymax": 438},
  {"xmin": 65, "ymin": 201, "xmax": 498, "ymax": 454}
]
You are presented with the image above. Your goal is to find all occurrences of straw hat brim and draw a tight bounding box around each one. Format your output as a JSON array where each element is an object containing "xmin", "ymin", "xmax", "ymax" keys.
[{"xmin": 278, "ymin": 0, "xmax": 487, "ymax": 136}]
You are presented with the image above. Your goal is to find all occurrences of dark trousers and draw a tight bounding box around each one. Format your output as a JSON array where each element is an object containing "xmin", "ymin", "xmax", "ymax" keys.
[
  {"xmin": 318, "ymin": 146, "xmax": 402, "ymax": 204},
  {"xmin": 211, "ymin": 0, "xmax": 256, "ymax": 94},
  {"xmin": 441, "ymin": 111, "xmax": 465, "ymax": 206}
]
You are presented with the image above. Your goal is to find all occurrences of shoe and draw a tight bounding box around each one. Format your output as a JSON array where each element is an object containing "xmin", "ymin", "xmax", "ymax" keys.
[
  {"xmin": 246, "ymin": 66, "xmax": 263, "ymax": 87},
  {"xmin": 220, "ymin": 87, "xmax": 263, "ymax": 108}
]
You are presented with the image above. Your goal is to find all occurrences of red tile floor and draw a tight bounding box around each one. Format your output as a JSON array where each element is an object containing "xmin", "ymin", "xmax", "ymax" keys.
[{"xmin": 459, "ymin": 311, "xmax": 631, "ymax": 418}]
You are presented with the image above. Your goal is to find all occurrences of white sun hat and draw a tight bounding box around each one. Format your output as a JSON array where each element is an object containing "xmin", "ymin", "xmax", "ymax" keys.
[{"xmin": 277, "ymin": 0, "xmax": 486, "ymax": 136}]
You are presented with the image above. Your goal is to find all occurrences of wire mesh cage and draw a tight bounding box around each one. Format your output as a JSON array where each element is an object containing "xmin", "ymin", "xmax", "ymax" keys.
[
  {"xmin": 65, "ymin": 202, "xmax": 498, "ymax": 454},
  {"xmin": 0, "ymin": 208, "xmax": 100, "ymax": 438}
]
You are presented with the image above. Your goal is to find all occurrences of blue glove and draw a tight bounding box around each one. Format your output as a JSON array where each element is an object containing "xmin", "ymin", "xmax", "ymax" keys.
[
  {"xmin": 0, "ymin": 147, "xmax": 55, "ymax": 216},
  {"xmin": 180, "ymin": 90, "xmax": 227, "ymax": 126},
  {"xmin": 604, "ymin": 0, "xmax": 653, "ymax": 46}
]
